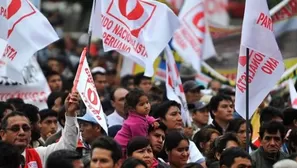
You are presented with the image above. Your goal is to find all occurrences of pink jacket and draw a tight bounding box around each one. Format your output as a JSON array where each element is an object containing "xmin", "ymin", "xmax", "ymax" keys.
[{"xmin": 114, "ymin": 112, "xmax": 156, "ymax": 154}]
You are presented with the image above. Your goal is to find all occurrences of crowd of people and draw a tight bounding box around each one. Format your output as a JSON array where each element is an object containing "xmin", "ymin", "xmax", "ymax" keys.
[
  {"xmin": 1, "ymin": 63, "xmax": 297, "ymax": 168},
  {"xmin": 0, "ymin": 1, "xmax": 296, "ymax": 168}
]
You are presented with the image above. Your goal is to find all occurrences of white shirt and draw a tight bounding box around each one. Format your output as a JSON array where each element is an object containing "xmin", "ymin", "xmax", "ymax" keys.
[
  {"xmin": 189, "ymin": 140, "xmax": 205, "ymax": 164},
  {"xmin": 107, "ymin": 111, "xmax": 125, "ymax": 127},
  {"xmin": 22, "ymin": 115, "xmax": 79, "ymax": 167}
]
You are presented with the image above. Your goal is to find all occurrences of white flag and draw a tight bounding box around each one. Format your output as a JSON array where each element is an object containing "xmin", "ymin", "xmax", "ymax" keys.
[
  {"xmin": 165, "ymin": 46, "xmax": 191, "ymax": 126},
  {"xmin": 0, "ymin": 57, "xmax": 51, "ymax": 110},
  {"xmin": 235, "ymin": 0, "xmax": 285, "ymax": 119},
  {"xmin": 272, "ymin": 0, "xmax": 297, "ymax": 37},
  {"xmin": 74, "ymin": 48, "xmax": 108, "ymax": 134},
  {"xmin": 0, "ymin": 0, "xmax": 58, "ymax": 83},
  {"xmin": 171, "ymin": 0, "xmax": 216, "ymax": 73},
  {"xmin": 289, "ymin": 79, "xmax": 297, "ymax": 109},
  {"xmin": 91, "ymin": 0, "xmax": 180, "ymax": 77}
]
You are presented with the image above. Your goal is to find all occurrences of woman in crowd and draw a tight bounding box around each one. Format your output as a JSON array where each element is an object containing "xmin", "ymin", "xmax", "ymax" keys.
[
  {"xmin": 193, "ymin": 128, "xmax": 220, "ymax": 156},
  {"xmin": 206, "ymin": 132, "xmax": 241, "ymax": 168},
  {"xmin": 127, "ymin": 136, "xmax": 168, "ymax": 168},
  {"xmin": 164, "ymin": 131, "xmax": 190, "ymax": 168},
  {"xmin": 226, "ymin": 118, "xmax": 257, "ymax": 151}
]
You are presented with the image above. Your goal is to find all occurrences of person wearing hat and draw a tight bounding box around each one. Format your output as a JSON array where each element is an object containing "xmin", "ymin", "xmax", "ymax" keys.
[
  {"xmin": 183, "ymin": 80, "xmax": 205, "ymax": 104},
  {"xmin": 77, "ymin": 112, "xmax": 107, "ymax": 167},
  {"xmin": 91, "ymin": 66, "xmax": 108, "ymax": 101},
  {"xmin": 188, "ymin": 101, "xmax": 209, "ymax": 137}
]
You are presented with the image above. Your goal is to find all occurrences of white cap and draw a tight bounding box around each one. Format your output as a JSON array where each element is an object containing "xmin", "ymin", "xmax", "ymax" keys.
[{"xmin": 91, "ymin": 66, "xmax": 106, "ymax": 74}]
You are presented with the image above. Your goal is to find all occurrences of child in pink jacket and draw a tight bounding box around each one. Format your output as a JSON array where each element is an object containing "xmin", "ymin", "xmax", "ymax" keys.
[{"xmin": 114, "ymin": 88, "xmax": 158, "ymax": 156}]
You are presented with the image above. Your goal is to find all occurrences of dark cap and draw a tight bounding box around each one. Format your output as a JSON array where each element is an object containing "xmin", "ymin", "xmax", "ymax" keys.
[
  {"xmin": 183, "ymin": 80, "xmax": 205, "ymax": 93},
  {"xmin": 193, "ymin": 101, "xmax": 208, "ymax": 111}
]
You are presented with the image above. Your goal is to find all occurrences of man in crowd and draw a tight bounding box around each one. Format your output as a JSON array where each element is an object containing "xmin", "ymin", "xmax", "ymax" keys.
[
  {"xmin": 90, "ymin": 136, "xmax": 122, "ymax": 168},
  {"xmin": 78, "ymin": 112, "xmax": 106, "ymax": 166},
  {"xmin": 206, "ymin": 94, "xmax": 234, "ymax": 135},
  {"xmin": 148, "ymin": 120, "xmax": 167, "ymax": 158},
  {"xmin": 39, "ymin": 109, "xmax": 58, "ymax": 145},
  {"xmin": 21, "ymin": 104, "xmax": 43, "ymax": 148},
  {"xmin": 134, "ymin": 72, "xmax": 152, "ymax": 93},
  {"xmin": 253, "ymin": 106, "xmax": 284, "ymax": 147},
  {"xmin": 0, "ymin": 92, "xmax": 80, "ymax": 167},
  {"xmin": 250, "ymin": 121, "xmax": 288, "ymax": 168},
  {"xmin": 92, "ymin": 66, "xmax": 108, "ymax": 100},
  {"xmin": 208, "ymin": 79, "xmax": 222, "ymax": 95},
  {"xmin": 107, "ymin": 88, "xmax": 129, "ymax": 127},
  {"xmin": 189, "ymin": 101, "xmax": 209, "ymax": 135},
  {"xmin": 183, "ymin": 80, "xmax": 205, "ymax": 104},
  {"xmin": 220, "ymin": 147, "xmax": 252, "ymax": 168},
  {"xmin": 46, "ymin": 70, "xmax": 63, "ymax": 92}
]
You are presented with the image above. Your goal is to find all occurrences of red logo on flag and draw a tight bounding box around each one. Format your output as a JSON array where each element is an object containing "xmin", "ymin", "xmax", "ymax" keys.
[
  {"xmin": 182, "ymin": 2, "xmax": 205, "ymax": 43},
  {"xmin": 239, "ymin": 56, "xmax": 247, "ymax": 67},
  {"xmin": 292, "ymin": 98, "xmax": 297, "ymax": 106},
  {"xmin": 7, "ymin": 0, "xmax": 36, "ymax": 38},
  {"xmin": 106, "ymin": 0, "xmax": 156, "ymax": 37}
]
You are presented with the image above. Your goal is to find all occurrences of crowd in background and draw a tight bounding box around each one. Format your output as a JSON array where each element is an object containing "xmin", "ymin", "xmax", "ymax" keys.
[{"xmin": 0, "ymin": 0, "xmax": 296, "ymax": 168}]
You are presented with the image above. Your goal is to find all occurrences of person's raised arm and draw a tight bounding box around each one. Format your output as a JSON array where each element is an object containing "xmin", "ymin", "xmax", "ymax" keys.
[{"xmin": 36, "ymin": 92, "xmax": 80, "ymax": 166}]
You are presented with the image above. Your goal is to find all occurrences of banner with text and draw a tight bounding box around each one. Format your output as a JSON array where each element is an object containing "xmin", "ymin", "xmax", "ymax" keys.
[
  {"xmin": 235, "ymin": 0, "xmax": 285, "ymax": 119},
  {"xmin": 0, "ymin": 0, "xmax": 58, "ymax": 83},
  {"xmin": 91, "ymin": 0, "xmax": 180, "ymax": 77},
  {"xmin": 74, "ymin": 48, "xmax": 108, "ymax": 134}
]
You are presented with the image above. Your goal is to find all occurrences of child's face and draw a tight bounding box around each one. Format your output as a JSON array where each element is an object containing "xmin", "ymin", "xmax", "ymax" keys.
[{"xmin": 135, "ymin": 95, "xmax": 151, "ymax": 116}]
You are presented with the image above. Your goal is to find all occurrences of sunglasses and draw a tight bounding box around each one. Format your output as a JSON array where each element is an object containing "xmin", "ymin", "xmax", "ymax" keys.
[{"xmin": 6, "ymin": 125, "xmax": 31, "ymax": 132}]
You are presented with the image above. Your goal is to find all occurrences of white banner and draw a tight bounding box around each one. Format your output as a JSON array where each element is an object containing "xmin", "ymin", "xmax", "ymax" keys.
[
  {"xmin": 0, "ymin": 0, "xmax": 58, "ymax": 83},
  {"xmin": 74, "ymin": 48, "xmax": 108, "ymax": 134},
  {"xmin": 235, "ymin": 0, "xmax": 285, "ymax": 119},
  {"xmin": 289, "ymin": 78, "xmax": 297, "ymax": 109},
  {"xmin": 91, "ymin": 0, "xmax": 180, "ymax": 77},
  {"xmin": 0, "ymin": 57, "xmax": 51, "ymax": 110},
  {"xmin": 172, "ymin": 0, "xmax": 216, "ymax": 73},
  {"xmin": 165, "ymin": 46, "xmax": 191, "ymax": 126}
]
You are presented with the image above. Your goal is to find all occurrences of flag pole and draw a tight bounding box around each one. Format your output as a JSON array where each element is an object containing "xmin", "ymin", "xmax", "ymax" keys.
[{"xmin": 245, "ymin": 48, "xmax": 250, "ymax": 153}]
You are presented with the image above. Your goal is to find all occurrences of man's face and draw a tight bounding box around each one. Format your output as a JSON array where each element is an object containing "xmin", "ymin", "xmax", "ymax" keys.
[
  {"xmin": 48, "ymin": 75, "xmax": 63, "ymax": 92},
  {"xmin": 213, "ymin": 100, "xmax": 234, "ymax": 122},
  {"xmin": 192, "ymin": 108, "xmax": 209, "ymax": 126},
  {"xmin": 185, "ymin": 89, "xmax": 202, "ymax": 104},
  {"xmin": 94, "ymin": 74, "xmax": 107, "ymax": 94},
  {"xmin": 139, "ymin": 79, "xmax": 152, "ymax": 93},
  {"xmin": 210, "ymin": 81, "xmax": 221, "ymax": 93},
  {"xmin": 112, "ymin": 88, "xmax": 129, "ymax": 116},
  {"xmin": 79, "ymin": 121, "xmax": 101, "ymax": 144},
  {"xmin": 90, "ymin": 148, "xmax": 117, "ymax": 168},
  {"xmin": 47, "ymin": 60, "xmax": 62, "ymax": 73},
  {"xmin": 0, "ymin": 116, "xmax": 31, "ymax": 150},
  {"xmin": 261, "ymin": 131, "xmax": 282, "ymax": 154},
  {"xmin": 226, "ymin": 157, "xmax": 252, "ymax": 168},
  {"xmin": 40, "ymin": 116, "xmax": 58, "ymax": 140},
  {"xmin": 162, "ymin": 106, "xmax": 183, "ymax": 130},
  {"xmin": 148, "ymin": 128, "xmax": 165, "ymax": 154}
]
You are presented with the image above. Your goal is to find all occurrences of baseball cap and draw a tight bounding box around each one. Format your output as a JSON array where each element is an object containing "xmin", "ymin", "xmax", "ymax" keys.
[
  {"xmin": 193, "ymin": 101, "xmax": 209, "ymax": 111},
  {"xmin": 183, "ymin": 80, "xmax": 205, "ymax": 93},
  {"xmin": 77, "ymin": 112, "xmax": 98, "ymax": 125}
]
